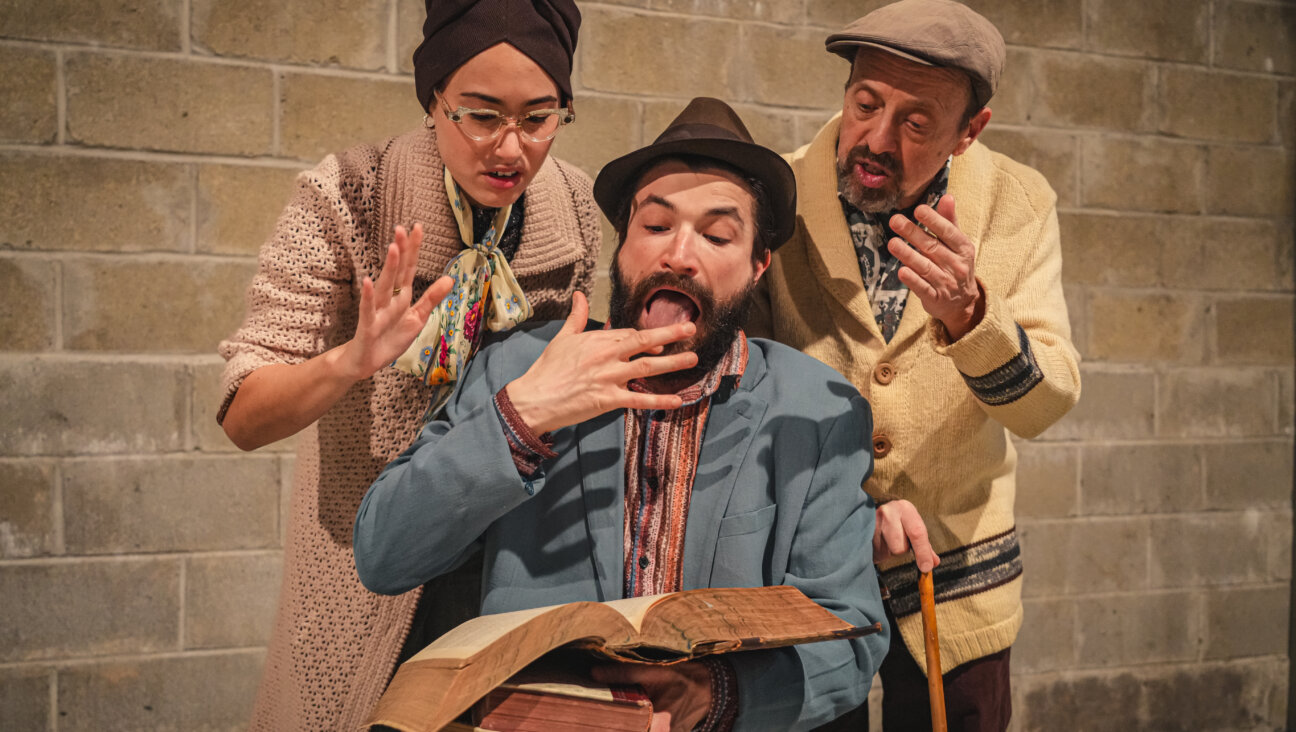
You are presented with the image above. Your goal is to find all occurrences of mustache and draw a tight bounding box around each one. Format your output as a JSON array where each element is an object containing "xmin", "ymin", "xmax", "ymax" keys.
[{"xmin": 842, "ymin": 145, "xmax": 899, "ymax": 175}]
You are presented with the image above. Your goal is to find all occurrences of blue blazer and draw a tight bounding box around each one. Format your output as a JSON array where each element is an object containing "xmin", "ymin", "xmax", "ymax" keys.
[{"xmin": 355, "ymin": 320, "xmax": 888, "ymax": 730}]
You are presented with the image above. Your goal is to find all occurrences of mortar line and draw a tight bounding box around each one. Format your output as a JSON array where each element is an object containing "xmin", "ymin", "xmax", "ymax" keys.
[
  {"xmin": 48, "ymin": 668, "xmax": 58, "ymax": 732},
  {"xmin": 52, "ymin": 461, "xmax": 66, "ymax": 556},
  {"xmin": 271, "ymin": 69, "xmax": 282, "ymax": 157},
  {"xmin": 177, "ymin": 554, "xmax": 187, "ymax": 651},
  {"xmin": 54, "ymin": 48, "xmax": 66, "ymax": 145},
  {"xmin": 181, "ymin": 0, "xmax": 192, "ymax": 55},
  {"xmin": 387, "ymin": 0, "xmax": 399, "ymax": 73},
  {"xmin": 188, "ymin": 163, "xmax": 199, "ymax": 255}
]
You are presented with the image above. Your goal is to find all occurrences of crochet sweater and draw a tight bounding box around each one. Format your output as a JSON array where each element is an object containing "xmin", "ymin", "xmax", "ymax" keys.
[
  {"xmin": 217, "ymin": 126, "xmax": 602, "ymax": 731},
  {"xmin": 748, "ymin": 115, "xmax": 1081, "ymax": 675}
]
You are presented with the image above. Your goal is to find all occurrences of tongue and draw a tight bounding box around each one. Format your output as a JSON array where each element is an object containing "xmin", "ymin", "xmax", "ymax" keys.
[{"xmin": 644, "ymin": 291, "xmax": 697, "ymax": 329}]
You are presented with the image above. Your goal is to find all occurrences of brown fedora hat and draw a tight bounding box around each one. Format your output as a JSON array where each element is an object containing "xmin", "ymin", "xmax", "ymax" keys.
[{"xmin": 593, "ymin": 97, "xmax": 797, "ymax": 247}]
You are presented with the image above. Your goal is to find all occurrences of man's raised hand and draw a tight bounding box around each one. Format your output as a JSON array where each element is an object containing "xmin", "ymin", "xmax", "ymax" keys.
[{"xmin": 506, "ymin": 292, "xmax": 699, "ymax": 435}]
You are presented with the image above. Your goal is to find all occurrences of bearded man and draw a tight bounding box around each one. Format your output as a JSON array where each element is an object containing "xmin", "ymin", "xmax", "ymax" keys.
[
  {"xmin": 747, "ymin": 1, "xmax": 1083, "ymax": 730},
  {"xmin": 354, "ymin": 97, "xmax": 889, "ymax": 731}
]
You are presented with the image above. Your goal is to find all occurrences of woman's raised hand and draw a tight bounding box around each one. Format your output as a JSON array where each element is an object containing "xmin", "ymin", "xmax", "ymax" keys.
[{"xmin": 342, "ymin": 223, "xmax": 453, "ymax": 380}]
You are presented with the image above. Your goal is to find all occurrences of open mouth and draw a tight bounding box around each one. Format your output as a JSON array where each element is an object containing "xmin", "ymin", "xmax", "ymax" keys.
[
  {"xmin": 641, "ymin": 287, "xmax": 700, "ymax": 329},
  {"xmin": 855, "ymin": 159, "xmax": 891, "ymax": 188},
  {"xmin": 484, "ymin": 170, "xmax": 521, "ymax": 189}
]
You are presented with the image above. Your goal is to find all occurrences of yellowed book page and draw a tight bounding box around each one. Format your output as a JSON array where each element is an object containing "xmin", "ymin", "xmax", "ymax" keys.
[
  {"xmin": 599, "ymin": 593, "xmax": 671, "ymax": 632},
  {"xmin": 410, "ymin": 604, "xmax": 561, "ymax": 664}
]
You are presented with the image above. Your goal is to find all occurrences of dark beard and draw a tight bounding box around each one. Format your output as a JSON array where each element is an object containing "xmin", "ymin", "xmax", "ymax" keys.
[
  {"xmin": 837, "ymin": 144, "xmax": 905, "ymax": 213},
  {"xmin": 608, "ymin": 265, "xmax": 754, "ymax": 390}
]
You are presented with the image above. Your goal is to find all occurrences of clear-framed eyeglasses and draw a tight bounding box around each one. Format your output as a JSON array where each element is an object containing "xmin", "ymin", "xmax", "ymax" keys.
[{"xmin": 427, "ymin": 93, "xmax": 576, "ymax": 143}]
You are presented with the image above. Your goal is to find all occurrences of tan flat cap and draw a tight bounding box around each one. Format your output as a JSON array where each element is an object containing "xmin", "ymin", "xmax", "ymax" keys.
[{"xmin": 826, "ymin": 0, "xmax": 1006, "ymax": 108}]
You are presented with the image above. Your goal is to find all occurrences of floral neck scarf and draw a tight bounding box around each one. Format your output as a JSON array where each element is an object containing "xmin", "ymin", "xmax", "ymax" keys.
[{"xmin": 393, "ymin": 167, "xmax": 533, "ymax": 416}]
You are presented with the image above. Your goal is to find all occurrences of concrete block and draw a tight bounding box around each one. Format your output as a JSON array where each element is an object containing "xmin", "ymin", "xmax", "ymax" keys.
[
  {"xmin": 66, "ymin": 53, "xmax": 274, "ymax": 156},
  {"xmin": 197, "ymin": 164, "xmax": 301, "ymax": 256},
  {"xmin": 185, "ymin": 552, "xmax": 282, "ymax": 649},
  {"xmin": 1017, "ymin": 671, "xmax": 1143, "ymax": 731},
  {"xmin": 1158, "ymin": 368, "xmax": 1276, "ymax": 438},
  {"xmin": 1265, "ymin": 509, "xmax": 1291, "ymax": 581},
  {"xmin": 1075, "ymin": 591, "xmax": 1200, "ymax": 666},
  {"xmin": 1150, "ymin": 513, "xmax": 1270, "ymax": 587},
  {"xmin": 1162, "ymin": 216, "xmax": 1288, "ymax": 292},
  {"xmin": 1040, "ymin": 368, "xmax": 1155, "ymax": 440},
  {"xmin": 1281, "ymin": 79, "xmax": 1294, "ymax": 148},
  {"xmin": 1080, "ymin": 443, "xmax": 1204, "ymax": 515},
  {"xmin": 1087, "ymin": 291, "xmax": 1206, "ymax": 364},
  {"xmin": 0, "ymin": 257, "xmax": 57, "ymax": 351},
  {"xmin": 0, "ymin": 0, "xmax": 181, "ymax": 51},
  {"xmin": 0, "ymin": 558, "xmax": 180, "ymax": 661},
  {"xmin": 397, "ymin": 0, "xmax": 423, "ymax": 74},
  {"xmin": 805, "ymin": 0, "xmax": 890, "ymax": 28},
  {"xmin": 1141, "ymin": 661, "xmax": 1281, "ymax": 730},
  {"xmin": 986, "ymin": 48, "xmax": 1033, "ymax": 126},
  {"xmin": 1015, "ymin": 597, "xmax": 1076, "ymax": 673},
  {"xmin": 191, "ymin": 0, "xmax": 387, "ymax": 69},
  {"xmin": 977, "ymin": 128, "xmax": 1077, "ymax": 206},
  {"xmin": 1080, "ymin": 136, "xmax": 1204, "ymax": 214},
  {"xmin": 56, "ymin": 651, "xmax": 263, "ymax": 732},
  {"xmin": 741, "ymin": 24, "xmax": 845, "ymax": 109},
  {"xmin": 0, "ymin": 154, "xmax": 191, "ymax": 253},
  {"xmin": 0, "ymin": 460, "xmax": 57, "ymax": 558},
  {"xmin": 1204, "ymin": 585, "xmax": 1289, "ymax": 660},
  {"xmin": 1019, "ymin": 517, "xmax": 1148, "ymax": 596},
  {"xmin": 1057, "ymin": 212, "xmax": 1163, "ymax": 288},
  {"xmin": 550, "ymin": 95, "xmax": 642, "ymax": 177},
  {"xmin": 579, "ymin": 8, "xmax": 738, "ymax": 99},
  {"xmin": 1084, "ymin": 0, "xmax": 1208, "ymax": 63},
  {"xmin": 1204, "ymin": 144, "xmax": 1294, "ymax": 218},
  {"xmin": 0, "ymin": 358, "xmax": 185, "ymax": 456},
  {"xmin": 1215, "ymin": 0, "xmax": 1296, "ymax": 75},
  {"xmin": 280, "ymin": 72, "xmax": 420, "ymax": 162},
  {"xmin": 654, "ymin": 0, "xmax": 803, "ymax": 23},
  {"xmin": 0, "ymin": 45, "xmax": 57, "ymax": 144},
  {"xmin": 0, "ymin": 668, "xmax": 51, "ymax": 732},
  {"xmin": 1280, "ymin": 369, "xmax": 1294, "ymax": 436},
  {"xmin": 62, "ymin": 258, "xmax": 256, "ymax": 354},
  {"xmin": 1214, "ymin": 296, "xmax": 1295, "ymax": 365},
  {"xmin": 643, "ymin": 100, "xmax": 799, "ymax": 162},
  {"xmin": 62, "ymin": 456, "xmax": 280, "ymax": 554},
  {"xmin": 1160, "ymin": 67, "xmax": 1278, "ymax": 144},
  {"xmin": 1013, "ymin": 442, "xmax": 1079, "ymax": 519},
  {"xmin": 1031, "ymin": 53, "xmax": 1156, "ymax": 132}
]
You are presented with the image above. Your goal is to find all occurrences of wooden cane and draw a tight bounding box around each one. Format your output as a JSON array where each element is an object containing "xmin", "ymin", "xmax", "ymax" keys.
[{"xmin": 919, "ymin": 570, "xmax": 947, "ymax": 732}]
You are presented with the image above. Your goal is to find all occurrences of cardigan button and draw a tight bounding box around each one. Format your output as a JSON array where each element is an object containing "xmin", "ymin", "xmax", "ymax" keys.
[
  {"xmin": 638, "ymin": 554, "xmax": 650, "ymax": 570},
  {"xmin": 873, "ymin": 362, "xmax": 896, "ymax": 385},
  {"xmin": 872, "ymin": 432, "xmax": 892, "ymax": 459}
]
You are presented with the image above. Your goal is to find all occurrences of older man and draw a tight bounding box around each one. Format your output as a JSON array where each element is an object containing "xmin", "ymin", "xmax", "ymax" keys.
[
  {"xmin": 747, "ymin": 1, "xmax": 1082, "ymax": 730},
  {"xmin": 355, "ymin": 98, "xmax": 889, "ymax": 731}
]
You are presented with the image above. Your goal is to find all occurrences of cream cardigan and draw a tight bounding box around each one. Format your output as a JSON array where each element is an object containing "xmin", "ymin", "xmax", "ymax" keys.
[
  {"xmin": 218, "ymin": 127, "xmax": 601, "ymax": 731},
  {"xmin": 749, "ymin": 115, "xmax": 1081, "ymax": 674}
]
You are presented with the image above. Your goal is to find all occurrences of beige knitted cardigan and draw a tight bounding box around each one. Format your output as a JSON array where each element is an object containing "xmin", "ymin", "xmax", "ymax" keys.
[
  {"xmin": 749, "ymin": 115, "xmax": 1081, "ymax": 676},
  {"xmin": 217, "ymin": 127, "xmax": 601, "ymax": 731}
]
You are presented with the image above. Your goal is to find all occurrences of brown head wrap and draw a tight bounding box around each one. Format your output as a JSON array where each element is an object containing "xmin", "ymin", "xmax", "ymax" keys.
[{"xmin": 414, "ymin": 0, "xmax": 581, "ymax": 112}]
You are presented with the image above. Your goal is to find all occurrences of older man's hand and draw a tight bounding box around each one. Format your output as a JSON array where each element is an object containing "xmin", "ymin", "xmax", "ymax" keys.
[
  {"xmin": 874, "ymin": 499, "xmax": 940, "ymax": 573},
  {"xmin": 887, "ymin": 193, "xmax": 985, "ymax": 341}
]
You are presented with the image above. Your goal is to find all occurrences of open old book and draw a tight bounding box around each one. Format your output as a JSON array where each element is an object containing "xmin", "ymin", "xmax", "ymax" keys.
[{"xmin": 368, "ymin": 585, "xmax": 880, "ymax": 732}]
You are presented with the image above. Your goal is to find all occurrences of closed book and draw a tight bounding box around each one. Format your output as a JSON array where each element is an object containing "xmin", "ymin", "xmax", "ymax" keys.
[{"xmin": 471, "ymin": 667, "xmax": 652, "ymax": 732}]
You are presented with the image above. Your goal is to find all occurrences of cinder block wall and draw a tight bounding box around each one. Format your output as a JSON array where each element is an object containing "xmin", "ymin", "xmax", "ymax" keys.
[{"xmin": 1, "ymin": 1, "xmax": 1291, "ymax": 730}]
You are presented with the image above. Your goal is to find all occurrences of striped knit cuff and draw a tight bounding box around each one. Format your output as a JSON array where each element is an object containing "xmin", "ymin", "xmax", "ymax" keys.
[
  {"xmin": 695, "ymin": 656, "xmax": 739, "ymax": 732},
  {"xmin": 878, "ymin": 527, "xmax": 1023, "ymax": 618},
  {"xmin": 493, "ymin": 386, "xmax": 556, "ymax": 477},
  {"xmin": 959, "ymin": 323, "xmax": 1044, "ymax": 406}
]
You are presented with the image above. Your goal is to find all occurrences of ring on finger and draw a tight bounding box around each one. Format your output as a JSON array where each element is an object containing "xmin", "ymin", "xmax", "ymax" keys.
[{"xmin": 392, "ymin": 287, "xmax": 402, "ymax": 296}]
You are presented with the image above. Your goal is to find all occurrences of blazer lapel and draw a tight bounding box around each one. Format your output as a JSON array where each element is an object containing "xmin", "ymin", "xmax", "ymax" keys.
[
  {"xmin": 575, "ymin": 409, "xmax": 627, "ymax": 602},
  {"xmin": 681, "ymin": 352, "xmax": 769, "ymax": 590}
]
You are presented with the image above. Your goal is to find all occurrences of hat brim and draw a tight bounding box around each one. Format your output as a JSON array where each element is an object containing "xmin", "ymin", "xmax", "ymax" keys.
[{"xmin": 593, "ymin": 136, "xmax": 797, "ymax": 249}]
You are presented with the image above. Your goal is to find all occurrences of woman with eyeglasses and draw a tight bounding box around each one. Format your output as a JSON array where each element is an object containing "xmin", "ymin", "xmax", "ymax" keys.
[{"xmin": 215, "ymin": 1, "xmax": 599, "ymax": 729}]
